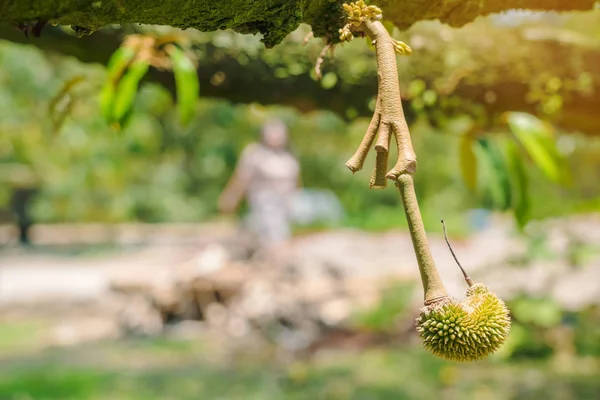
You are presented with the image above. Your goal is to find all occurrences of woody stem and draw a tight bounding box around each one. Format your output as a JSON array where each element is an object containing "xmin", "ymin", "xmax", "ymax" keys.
[
  {"xmin": 396, "ymin": 175, "xmax": 448, "ymax": 304},
  {"xmin": 363, "ymin": 18, "xmax": 448, "ymax": 304}
]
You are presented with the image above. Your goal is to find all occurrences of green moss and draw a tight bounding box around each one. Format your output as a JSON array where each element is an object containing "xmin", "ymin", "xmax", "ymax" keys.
[
  {"xmin": 304, "ymin": 0, "xmax": 345, "ymax": 43},
  {"xmin": 2, "ymin": 0, "xmax": 596, "ymax": 47},
  {"xmin": 0, "ymin": 0, "xmax": 349, "ymax": 47}
]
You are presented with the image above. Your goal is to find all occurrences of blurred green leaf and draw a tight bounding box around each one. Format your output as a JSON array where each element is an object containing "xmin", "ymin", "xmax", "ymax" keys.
[
  {"xmin": 511, "ymin": 297, "xmax": 562, "ymax": 328},
  {"xmin": 48, "ymin": 76, "xmax": 88, "ymax": 132},
  {"xmin": 320, "ymin": 72, "xmax": 338, "ymax": 90},
  {"xmin": 503, "ymin": 138, "xmax": 530, "ymax": 229},
  {"xmin": 408, "ymin": 79, "xmax": 426, "ymax": 97},
  {"xmin": 0, "ymin": 163, "xmax": 38, "ymax": 188},
  {"xmin": 48, "ymin": 75, "xmax": 85, "ymax": 115},
  {"xmin": 506, "ymin": 112, "xmax": 561, "ymax": 183},
  {"xmin": 112, "ymin": 60, "xmax": 150, "ymax": 126},
  {"xmin": 459, "ymin": 134, "xmax": 477, "ymax": 191},
  {"xmin": 168, "ymin": 45, "xmax": 199, "ymax": 126},
  {"xmin": 422, "ymin": 90, "xmax": 437, "ymax": 106},
  {"xmin": 476, "ymin": 137, "xmax": 511, "ymax": 211},
  {"xmin": 99, "ymin": 46, "xmax": 136, "ymax": 123}
]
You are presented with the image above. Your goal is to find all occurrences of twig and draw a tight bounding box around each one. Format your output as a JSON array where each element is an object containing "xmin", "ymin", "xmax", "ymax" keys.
[
  {"xmin": 303, "ymin": 31, "xmax": 314, "ymax": 46},
  {"xmin": 441, "ymin": 219, "xmax": 474, "ymax": 287},
  {"xmin": 315, "ymin": 43, "xmax": 332, "ymax": 80}
]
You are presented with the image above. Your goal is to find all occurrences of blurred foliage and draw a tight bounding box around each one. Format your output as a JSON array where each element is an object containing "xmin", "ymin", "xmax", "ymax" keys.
[
  {"xmin": 498, "ymin": 296, "xmax": 600, "ymax": 363},
  {"xmin": 352, "ymin": 281, "xmax": 415, "ymax": 332},
  {"xmin": 1, "ymin": 13, "xmax": 600, "ymax": 399},
  {"xmin": 1, "ymin": 20, "xmax": 600, "ymax": 232},
  {"xmin": 100, "ymin": 33, "xmax": 199, "ymax": 129},
  {"xmin": 451, "ymin": 112, "xmax": 570, "ymax": 230}
]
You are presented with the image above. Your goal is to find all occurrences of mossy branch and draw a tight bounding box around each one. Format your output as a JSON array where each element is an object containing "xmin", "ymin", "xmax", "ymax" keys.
[{"xmin": 2, "ymin": 0, "xmax": 594, "ymax": 48}]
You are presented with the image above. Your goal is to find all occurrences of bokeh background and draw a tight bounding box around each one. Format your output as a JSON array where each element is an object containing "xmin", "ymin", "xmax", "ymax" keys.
[{"xmin": 1, "ymin": 7, "xmax": 600, "ymax": 400}]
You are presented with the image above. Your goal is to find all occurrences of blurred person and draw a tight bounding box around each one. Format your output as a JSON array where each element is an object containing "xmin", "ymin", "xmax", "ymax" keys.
[
  {"xmin": 11, "ymin": 187, "xmax": 37, "ymax": 245},
  {"xmin": 218, "ymin": 119, "xmax": 301, "ymax": 267}
]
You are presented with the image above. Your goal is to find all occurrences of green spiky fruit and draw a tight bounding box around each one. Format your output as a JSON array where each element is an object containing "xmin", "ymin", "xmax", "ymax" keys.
[{"xmin": 416, "ymin": 283, "xmax": 511, "ymax": 362}]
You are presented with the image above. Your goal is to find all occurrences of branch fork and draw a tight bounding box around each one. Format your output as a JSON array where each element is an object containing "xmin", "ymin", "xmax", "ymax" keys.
[
  {"xmin": 339, "ymin": 1, "xmax": 448, "ymax": 305},
  {"xmin": 340, "ymin": 1, "xmax": 415, "ymax": 188}
]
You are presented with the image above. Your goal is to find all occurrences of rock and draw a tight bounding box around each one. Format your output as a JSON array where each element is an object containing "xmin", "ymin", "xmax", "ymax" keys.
[
  {"xmin": 226, "ymin": 315, "xmax": 251, "ymax": 338},
  {"xmin": 204, "ymin": 302, "xmax": 229, "ymax": 327},
  {"xmin": 318, "ymin": 298, "xmax": 352, "ymax": 326},
  {"xmin": 116, "ymin": 293, "xmax": 164, "ymax": 336}
]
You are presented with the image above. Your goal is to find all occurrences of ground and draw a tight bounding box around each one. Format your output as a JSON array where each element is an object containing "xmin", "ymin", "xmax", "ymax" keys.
[
  {"xmin": 1, "ymin": 217, "xmax": 600, "ymax": 399},
  {"xmin": 0, "ymin": 326, "xmax": 599, "ymax": 399}
]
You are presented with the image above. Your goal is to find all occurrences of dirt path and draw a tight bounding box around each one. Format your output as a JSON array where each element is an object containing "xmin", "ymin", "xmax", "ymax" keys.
[{"xmin": 1, "ymin": 215, "xmax": 599, "ymax": 310}]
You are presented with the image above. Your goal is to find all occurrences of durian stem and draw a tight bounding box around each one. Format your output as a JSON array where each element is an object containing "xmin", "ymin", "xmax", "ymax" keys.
[
  {"xmin": 396, "ymin": 175, "xmax": 449, "ymax": 304},
  {"xmin": 340, "ymin": 2, "xmax": 448, "ymax": 305},
  {"xmin": 363, "ymin": 18, "xmax": 417, "ymax": 179},
  {"xmin": 365, "ymin": 17, "xmax": 447, "ymax": 304}
]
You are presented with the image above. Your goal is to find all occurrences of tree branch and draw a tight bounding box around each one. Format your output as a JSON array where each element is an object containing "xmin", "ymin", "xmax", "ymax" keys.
[
  {"xmin": 379, "ymin": 0, "xmax": 597, "ymax": 29},
  {"xmin": 0, "ymin": 0, "xmax": 595, "ymax": 47},
  {"xmin": 2, "ymin": 9, "xmax": 600, "ymax": 135}
]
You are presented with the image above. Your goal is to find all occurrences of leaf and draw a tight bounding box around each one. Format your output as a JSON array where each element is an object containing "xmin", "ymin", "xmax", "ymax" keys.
[
  {"xmin": 459, "ymin": 134, "xmax": 477, "ymax": 191},
  {"xmin": 112, "ymin": 59, "xmax": 150, "ymax": 126},
  {"xmin": 100, "ymin": 46, "xmax": 136, "ymax": 123},
  {"xmin": 167, "ymin": 45, "xmax": 199, "ymax": 126},
  {"xmin": 475, "ymin": 137, "xmax": 511, "ymax": 211},
  {"xmin": 48, "ymin": 75, "xmax": 85, "ymax": 115},
  {"xmin": 504, "ymin": 138, "xmax": 530, "ymax": 229},
  {"xmin": 48, "ymin": 75, "xmax": 85, "ymax": 132},
  {"xmin": 511, "ymin": 297, "xmax": 562, "ymax": 328},
  {"xmin": 0, "ymin": 163, "xmax": 38, "ymax": 188},
  {"xmin": 505, "ymin": 112, "xmax": 561, "ymax": 183}
]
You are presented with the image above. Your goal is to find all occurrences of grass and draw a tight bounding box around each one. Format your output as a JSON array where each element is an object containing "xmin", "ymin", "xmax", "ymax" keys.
[
  {"xmin": 0, "ymin": 329, "xmax": 598, "ymax": 400},
  {"xmin": 0, "ymin": 320, "xmax": 50, "ymax": 356}
]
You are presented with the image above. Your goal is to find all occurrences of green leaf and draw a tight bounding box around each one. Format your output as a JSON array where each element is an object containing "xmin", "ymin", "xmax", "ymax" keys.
[
  {"xmin": 99, "ymin": 82, "xmax": 116, "ymax": 123},
  {"xmin": 100, "ymin": 46, "xmax": 136, "ymax": 123},
  {"xmin": 506, "ymin": 112, "xmax": 561, "ymax": 183},
  {"xmin": 504, "ymin": 138, "xmax": 530, "ymax": 229},
  {"xmin": 112, "ymin": 59, "xmax": 150, "ymax": 126},
  {"xmin": 168, "ymin": 45, "xmax": 199, "ymax": 126},
  {"xmin": 48, "ymin": 75, "xmax": 85, "ymax": 132},
  {"xmin": 459, "ymin": 134, "xmax": 477, "ymax": 191},
  {"xmin": 475, "ymin": 137, "xmax": 511, "ymax": 211},
  {"xmin": 511, "ymin": 297, "xmax": 562, "ymax": 328},
  {"xmin": 106, "ymin": 46, "xmax": 137, "ymax": 78},
  {"xmin": 320, "ymin": 72, "xmax": 338, "ymax": 89},
  {"xmin": 49, "ymin": 75, "xmax": 85, "ymax": 115}
]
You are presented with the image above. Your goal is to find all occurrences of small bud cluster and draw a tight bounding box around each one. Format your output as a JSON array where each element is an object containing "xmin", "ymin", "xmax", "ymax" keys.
[{"xmin": 339, "ymin": 1, "xmax": 382, "ymax": 42}]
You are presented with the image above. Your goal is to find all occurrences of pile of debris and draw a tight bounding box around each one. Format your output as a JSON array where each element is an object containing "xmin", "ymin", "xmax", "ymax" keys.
[{"xmin": 108, "ymin": 241, "xmax": 405, "ymax": 352}]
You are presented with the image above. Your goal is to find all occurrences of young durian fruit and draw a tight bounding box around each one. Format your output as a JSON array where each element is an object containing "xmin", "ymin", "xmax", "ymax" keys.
[{"xmin": 416, "ymin": 221, "xmax": 511, "ymax": 362}]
